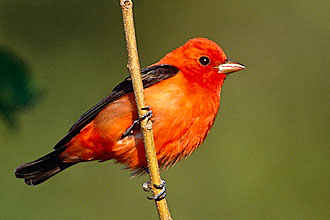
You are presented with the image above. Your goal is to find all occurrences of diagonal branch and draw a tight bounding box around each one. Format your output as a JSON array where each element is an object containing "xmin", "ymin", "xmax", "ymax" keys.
[{"xmin": 120, "ymin": 0, "xmax": 172, "ymax": 219}]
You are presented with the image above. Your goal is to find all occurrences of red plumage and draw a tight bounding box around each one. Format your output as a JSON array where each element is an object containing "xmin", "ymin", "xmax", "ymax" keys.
[{"xmin": 15, "ymin": 38, "xmax": 245, "ymax": 185}]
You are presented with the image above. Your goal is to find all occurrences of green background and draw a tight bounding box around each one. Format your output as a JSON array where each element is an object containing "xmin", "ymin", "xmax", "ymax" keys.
[{"xmin": 1, "ymin": 0, "xmax": 329, "ymax": 219}]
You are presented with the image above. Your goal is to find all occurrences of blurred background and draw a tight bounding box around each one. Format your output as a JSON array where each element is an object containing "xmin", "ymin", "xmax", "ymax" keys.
[{"xmin": 0, "ymin": 0, "xmax": 329, "ymax": 219}]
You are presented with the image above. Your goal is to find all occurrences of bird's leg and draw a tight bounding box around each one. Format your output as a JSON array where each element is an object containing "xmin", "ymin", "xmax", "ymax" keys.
[
  {"xmin": 142, "ymin": 179, "xmax": 167, "ymax": 201},
  {"xmin": 128, "ymin": 107, "xmax": 166, "ymax": 201},
  {"xmin": 143, "ymin": 167, "xmax": 150, "ymax": 174},
  {"xmin": 121, "ymin": 106, "xmax": 152, "ymax": 138}
]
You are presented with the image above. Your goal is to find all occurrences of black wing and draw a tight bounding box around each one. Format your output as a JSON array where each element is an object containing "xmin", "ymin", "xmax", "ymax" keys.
[{"xmin": 53, "ymin": 64, "xmax": 179, "ymax": 149}]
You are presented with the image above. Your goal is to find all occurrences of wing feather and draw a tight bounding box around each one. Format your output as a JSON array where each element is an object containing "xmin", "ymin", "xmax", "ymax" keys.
[{"xmin": 53, "ymin": 64, "xmax": 179, "ymax": 149}]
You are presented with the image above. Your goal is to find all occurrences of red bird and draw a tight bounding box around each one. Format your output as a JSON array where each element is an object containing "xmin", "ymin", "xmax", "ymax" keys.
[{"xmin": 15, "ymin": 38, "xmax": 245, "ymax": 186}]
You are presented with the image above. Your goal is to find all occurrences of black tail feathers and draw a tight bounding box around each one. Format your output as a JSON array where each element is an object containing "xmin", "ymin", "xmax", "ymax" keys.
[{"xmin": 15, "ymin": 148, "xmax": 75, "ymax": 185}]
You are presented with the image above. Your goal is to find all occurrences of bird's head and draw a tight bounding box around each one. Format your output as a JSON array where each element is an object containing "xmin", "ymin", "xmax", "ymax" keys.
[{"xmin": 157, "ymin": 38, "xmax": 245, "ymax": 90}]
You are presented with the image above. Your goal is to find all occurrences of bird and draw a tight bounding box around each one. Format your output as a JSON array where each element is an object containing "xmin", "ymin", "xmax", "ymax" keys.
[{"xmin": 15, "ymin": 38, "xmax": 245, "ymax": 189}]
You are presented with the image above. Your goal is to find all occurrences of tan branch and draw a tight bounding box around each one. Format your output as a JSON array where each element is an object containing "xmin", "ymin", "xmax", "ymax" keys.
[{"xmin": 120, "ymin": 0, "xmax": 172, "ymax": 219}]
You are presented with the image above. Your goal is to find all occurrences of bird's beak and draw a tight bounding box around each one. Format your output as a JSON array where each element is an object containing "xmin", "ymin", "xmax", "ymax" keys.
[{"xmin": 217, "ymin": 59, "xmax": 245, "ymax": 74}]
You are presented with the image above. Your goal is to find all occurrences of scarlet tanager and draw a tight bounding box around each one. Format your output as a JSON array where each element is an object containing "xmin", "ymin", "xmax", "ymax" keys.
[{"xmin": 15, "ymin": 38, "xmax": 245, "ymax": 186}]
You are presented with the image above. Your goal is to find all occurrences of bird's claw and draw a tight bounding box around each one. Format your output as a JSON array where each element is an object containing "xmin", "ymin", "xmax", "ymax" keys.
[
  {"xmin": 140, "ymin": 106, "xmax": 153, "ymax": 123},
  {"xmin": 142, "ymin": 181, "xmax": 151, "ymax": 192},
  {"xmin": 121, "ymin": 107, "xmax": 153, "ymax": 138},
  {"xmin": 142, "ymin": 180, "xmax": 166, "ymax": 201}
]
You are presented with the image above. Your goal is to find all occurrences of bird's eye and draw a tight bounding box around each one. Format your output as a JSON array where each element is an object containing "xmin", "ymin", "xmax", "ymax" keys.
[{"xmin": 198, "ymin": 56, "xmax": 210, "ymax": 66}]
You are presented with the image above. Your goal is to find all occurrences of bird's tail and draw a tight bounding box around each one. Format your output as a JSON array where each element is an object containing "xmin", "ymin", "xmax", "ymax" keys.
[{"xmin": 15, "ymin": 148, "xmax": 75, "ymax": 185}]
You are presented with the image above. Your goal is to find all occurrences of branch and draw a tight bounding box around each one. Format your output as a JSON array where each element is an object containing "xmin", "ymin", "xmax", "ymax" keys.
[{"xmin": 120, "ymin": 1, "xmax": 172, "ymax": 219}]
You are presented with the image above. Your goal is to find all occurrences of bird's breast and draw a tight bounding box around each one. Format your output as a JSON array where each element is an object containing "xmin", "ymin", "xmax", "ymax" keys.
[{"xmin": 143, "ymin": 72, "xmax": 221, "ymax": 169}]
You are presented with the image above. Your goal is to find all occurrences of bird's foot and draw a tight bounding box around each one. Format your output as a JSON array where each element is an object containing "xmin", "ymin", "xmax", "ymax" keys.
[
  {"xmin": 142, "ymin": 179, "xmax": 166, "ymax": 201},
  {"xmin": 121, "ymin": 106, "xmax": 153, "ymax": 138}
]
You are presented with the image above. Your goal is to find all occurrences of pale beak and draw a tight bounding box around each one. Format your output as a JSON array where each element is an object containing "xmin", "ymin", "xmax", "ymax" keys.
[{"xmin": 217, "ymin": 59, "xmax": 245, "ymax": 74}]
